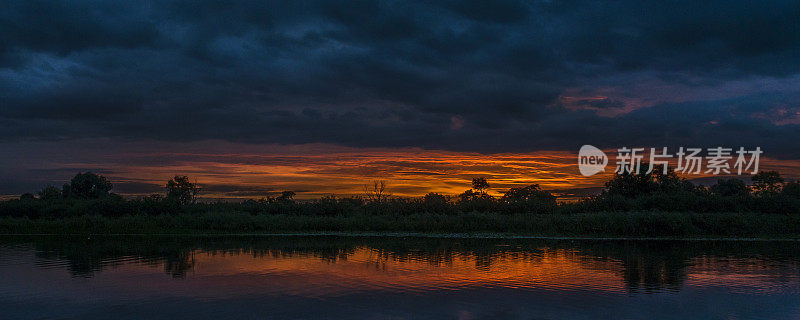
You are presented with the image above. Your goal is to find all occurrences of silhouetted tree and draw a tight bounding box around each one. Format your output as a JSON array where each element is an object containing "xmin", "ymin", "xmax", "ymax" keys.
[
  {"xmin": 364, "ymin": 180, "xmax": 390, "ymax": 203},
  {"xmin": 38, "ymin": 186, "xmax": 62, "ymax": 200},
  {"xmin": 500, "ymin": 184, "xmax": 557, "ymax": 214},
  {"xmin": 752, "ymin": 171, "xmax": 784, "ymax": 195},
  {"xmin": 422, "ymin": 192, "xmax": 450, "ymax": 213},
  {"xmin": 166, "ymin": 176, "xmax": 200, "ymax": 205},
  {"xmin": 651, "ymin": 165, "xmax": 694, "ymax": 193},
  {"xmin": 66, "ymin": 172, "xmax": 113, "ymax": 199},
  {"xmin": 604, "ymin": 164, "xmax": 693, "ymax": 197},
  {"xmin": 457, "ymin": 185, "xmax": 496, "ymax": 212},
  {"xmin": 19, "ymin": 193, "xmax": 35, "ymax": 201},
  {"xmin": 60, "ymin": 183, "xmax": 71, "ymax": 198},
  {"xmin": 423, "ymin": 192, "xmax": 447, "ymax": 203},
  {"xmin": 501, "ymin": 184, "xmax": 555, "ymax": 203},
  {"xmin": 710, "ymin": 179, "xmax": 749, "ymax": 197},
  {"xmin": 277, "ymin": 191, "xmax": 296, "ymax": 202},
  {"xmin": 782, "ymin": 181, "xmax": 800, "ymax": 199},
  {"xmin": 604, "ymin": 163, "xmax": 657, "ymax": 197},
  {"xmin": 458, "ymin": 189, "xmax": 478, "ymax": 202},
  {"xmin": 472, "ymin": 177, "xmax": 489, "ymax": 195}
]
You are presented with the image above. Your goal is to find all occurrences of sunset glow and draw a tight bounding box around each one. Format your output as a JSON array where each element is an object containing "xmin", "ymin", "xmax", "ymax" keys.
[
  {"xmin": 3, "ymin": 140, "xmax": 800, "ymax": 200},
  {"xmin": 3, "ymin": 1, "xmax": 800, "ymax": 319}
]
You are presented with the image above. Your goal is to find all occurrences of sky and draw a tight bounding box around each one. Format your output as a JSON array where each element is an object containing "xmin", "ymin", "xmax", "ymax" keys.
[{"xmin": 2, "ymin": 0, "xmax": 800, "ymax": 198}]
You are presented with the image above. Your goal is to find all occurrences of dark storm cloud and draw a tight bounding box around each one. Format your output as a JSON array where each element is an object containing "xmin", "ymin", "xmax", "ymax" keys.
[{"xmin": 2, "ymin": 0, "xmax": 800, "ymax": 156}]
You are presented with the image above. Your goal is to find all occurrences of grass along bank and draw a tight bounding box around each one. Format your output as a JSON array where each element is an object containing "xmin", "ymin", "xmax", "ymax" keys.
[{"xmin": 2, "ymin": 211, "xmax": 799, "ymax": 239}]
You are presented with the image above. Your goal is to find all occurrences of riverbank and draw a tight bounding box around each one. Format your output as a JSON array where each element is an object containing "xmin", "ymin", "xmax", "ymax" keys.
[{"xmin": 1, "ymin": 211, "xmax": 799, "ymax": 239}]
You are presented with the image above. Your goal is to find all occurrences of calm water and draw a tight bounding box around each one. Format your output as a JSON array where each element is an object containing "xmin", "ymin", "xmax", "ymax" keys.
[{"xmin": 0, "ymin": 236, "xmax": 799, "ymax": 319}]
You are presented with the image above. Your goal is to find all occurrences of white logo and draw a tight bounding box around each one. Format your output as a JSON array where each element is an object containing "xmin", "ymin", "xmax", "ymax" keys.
[
  {"xmin": 577, "ymin": 146, "xmax": 763, "ymax": 177},
  {"xmin": 578, "ymin": 145, "xmax": 608, "ymax": 176}
]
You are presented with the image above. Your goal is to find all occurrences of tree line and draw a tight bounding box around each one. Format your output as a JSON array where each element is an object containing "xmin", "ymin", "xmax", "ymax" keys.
[{"xmin": 2, "ymin": 164, "xmax": 800, "ymax": 218}]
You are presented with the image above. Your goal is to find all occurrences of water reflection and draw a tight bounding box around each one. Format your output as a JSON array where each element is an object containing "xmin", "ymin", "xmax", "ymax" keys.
[
  {"xmin": 1, "ymin": 236, "xmax": 799, "ymax": 319},
  {"xmin": 7, "ymin": 236, "xmax": 799, "ymax": 291}
]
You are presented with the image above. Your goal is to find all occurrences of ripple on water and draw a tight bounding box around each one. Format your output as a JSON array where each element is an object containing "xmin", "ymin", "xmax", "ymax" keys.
[{"xmin": 0, "ymin": 238, "xmax": 799, "ymax": 319}]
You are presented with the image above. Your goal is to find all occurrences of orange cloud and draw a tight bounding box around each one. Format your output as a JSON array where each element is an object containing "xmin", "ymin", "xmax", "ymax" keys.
[{"xmin": 4, "ymin": 140, "xmax": 799, "ymax": 200}]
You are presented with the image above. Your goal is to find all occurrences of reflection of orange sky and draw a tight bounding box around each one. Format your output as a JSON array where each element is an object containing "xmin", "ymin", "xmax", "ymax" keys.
[
  {"xmin": 4, "ymin": 245, "xmax": 799, "ymax": 303},
  {"xmin": 187, "ymin": 248, "xmax": 627, "ymax": 295},
  {"xmin": 79, "ymin": 247, "xmax": 629, "ymax": 298},
  {"xmin": 685, "ymin": 257, "xmax": 800, "ymax": 294},
  {"xmin": 62, "ymin": 247, "xmax": 800, "ymax": 299},
  {"xmin": 6, "ymin": 140, "xmax": 800, "ymax": 199}
]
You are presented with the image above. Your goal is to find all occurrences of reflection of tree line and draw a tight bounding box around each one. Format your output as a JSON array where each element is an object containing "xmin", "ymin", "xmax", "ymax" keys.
[
  {"xmin": 6, "ymin": 236, "xmax": 799, "ymax": 292},
  {"xmin": 587, "ymin": 242, "xmax": 689, "ymax": 292},
  {"xmin": 25, "ymin": 236, "xmax": 198, "ymax": 278}
]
